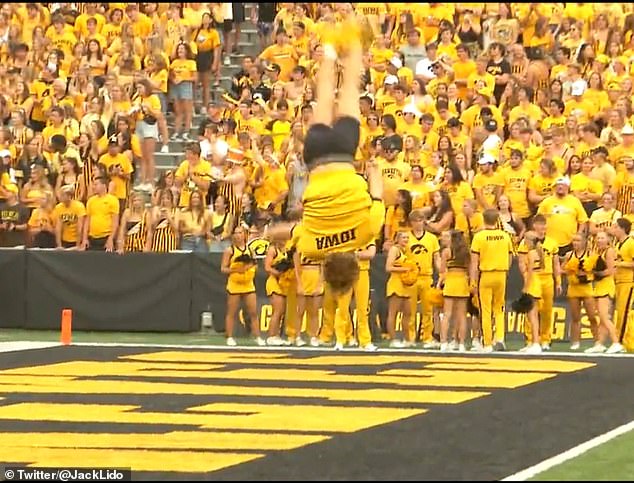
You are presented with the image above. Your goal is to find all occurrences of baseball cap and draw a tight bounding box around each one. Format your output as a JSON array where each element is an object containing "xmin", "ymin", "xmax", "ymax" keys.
[
  {"xmin": 485, "ymin": 119, "xmax": 498, "ymax": 132},
  {"xmin": 555, "ymin": 176, "xmax": 571, "ymax": 186},
  {"xmin": 571, "ymin": 80, "xmax": 586, "ymax": 96},
  {"xmin": 402, "ymin": 104, "xmax": 420, "ymax": 116},
  {"xmin": 390, "ymin": 56, "xmax": 403, "ymax": 69},
  {"xmin": 447, "ymin": 117, "xmax": 462, "ymax": 128},
  {"xmin": 0, "ymin": 149, "xmax": 11, "ymax": 158},
  {"xmin": 608, "ymin": 81, "xmax": 622, "ymax": 91},
  {"xmin": 265, "ymin": 63, "xmax": 281, "ymax": 73},
  {"xmin": 622, "ymin": 125, "xmax": 634, "ymax": 135},
  {"xmin": 384, "ymin": 75, "xmax": 399, "ymax": 86},
  {"xmin": 478, "ymin": 154, "xmax": 496, "ymax": 165},
  {"xmin": 382, "ymin": 135, "xmax": 403, "ymax": 152}
]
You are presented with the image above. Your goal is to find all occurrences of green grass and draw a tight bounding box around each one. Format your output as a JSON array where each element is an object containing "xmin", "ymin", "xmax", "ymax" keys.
[
  {"xmin": 531, "ymin": 429, "xmax": 634, "ymax": 480},
  {"xmin": 0, "ymin": 329, "xmax": 595, "ymax": 351}
]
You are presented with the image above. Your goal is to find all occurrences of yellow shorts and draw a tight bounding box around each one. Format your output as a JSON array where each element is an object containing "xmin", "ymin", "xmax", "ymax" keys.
[
  {"xmin": 299, "ymin": 266, "xmax": 324, "ymax": 296},
  {"xmin": 442, "ymin": 271, "xmax": 470, "ymax": 298},
  {"xmin": 295, "ymin": 200, "xmax": 384, "ymax": 260},
  {"xmin": 387, "ymin": 274, "xmax": 414, "ymax": 298},
  {"xmin": 594, "ymin": 277, "xmax": 616, "ymax": 298},
  {"xmin": 226, "ymin": 280, "xmax": 255, "ymax": 295},
  {"xmin": 298, "ymin": 165, "xmax": 384, "ymax": 259},
  {"xmin": 525, "ymin": 276, "xmax": 542, "ymax": 300},
  {"xmin": 266, "ymin": 275, "xmax": 284, "ymax": 297},
  {"xmin": 567, "ymin": 282, "xmax": 594, "ymax": 299}
]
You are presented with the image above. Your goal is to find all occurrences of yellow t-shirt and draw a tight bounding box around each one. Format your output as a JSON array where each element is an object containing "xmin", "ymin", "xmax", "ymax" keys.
[
  {"xmin": 501, "ymin": 166, "xmax": 532, "ymax": 218},
  {"xmin": 259, "ymin": 44, "xmax": 297, "ymax": 82},
  {"xmin": 53, "ymin": 200, "xmax": 86, "ymax": 243},
  {"xmin": 517, "ymin": 236, "xmax": 558, "ymax": 275},
  {"xmin": 86, "ymin": 193, "xmax": 120, "ymax": 238},
  {"xmin": 537, "ymin": 195, "xmax": 589, "ymax": 247},
  {"xmin": 175, "ymin": 159, "xmax": 212, "ymax": 208},
  {"xmin": 379, "ymin": 159, "xmax": 411, "ymax": 207},
  {"xmin": 444, "ymin": 181, "xmax": 475, "ymax": 214},
  {"xmin": 98, "ymin": 153, "xmax": 133, "ymax": 200},
  {"xmin": 570, "ymin": 173, "xmax": 604, "ymax": 199},
  {"xmin": 470, "ymin": 228, "xmax": 514, "ymax": 271},
  {"xmin": 406, "ymin": 230, "xmax": 440, "ymax": 276},
  {"xmin": 455, "ymin": 212, "xmax": 484, "ymax": 244},
  {"xmin": 472, "ymin": 171, "xmax": 504, "ymax": 209},
  {"xmin": 170, "ymin": 58, "xmax": 197, "ymax": 83},
  {"xmin": 195, "ymin": 27, "xmax": 221, "ymax": 52}
]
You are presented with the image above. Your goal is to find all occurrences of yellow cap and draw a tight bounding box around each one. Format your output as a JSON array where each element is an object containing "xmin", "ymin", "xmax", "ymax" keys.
[
  {"xmin": 476, "ymin": 87, "xmax": 493, "ymax": 99},
  {"xmin": 4, "ymin": 183, "xmax": 18, "ymax": 195},
  {"xmin": 608, "ymin": 81, "xmax": 622, "ymax": 91},
  {"xmin": 595, "ymin": 54, "xmax": 609, "ymax": 64}
]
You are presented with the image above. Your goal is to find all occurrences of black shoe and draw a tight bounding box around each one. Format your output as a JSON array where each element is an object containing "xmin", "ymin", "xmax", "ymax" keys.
[{"xmin": 494, "ymin": 341, "xmax": 506, "ymax": 352}]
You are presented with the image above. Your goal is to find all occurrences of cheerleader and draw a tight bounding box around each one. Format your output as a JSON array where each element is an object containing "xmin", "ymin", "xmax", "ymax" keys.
[
  {"xmin": 146, "ymin": 189, "xmax": 179, "ymax": 253},
  {"xmin": 520, "ymin": 232, "xmax": 544, "ymax": 354},
  {"xmin": 264, "ymin": 235, "xmax": 292, "ymax": 346},
  {"xmin": 587, "ymin": 231, "xmax": 624, "ymax": 353},
  {"xmin": 221, "ymin": 226, "xmax": 264, "ymax": 347},
  {"xmin": 563, "ymin": 233, "xmax": 598, "ymax": 350},
  {"xmin": 385, "ymin": 231, "xmax": 417, "ymax": 348},
  {"xmin": 438, "ymin": 230, "xmax": 470, "ymax": 352},
  {"xmin": 117, "ymin": 192, "xmax": 147, "ymax": 254}
]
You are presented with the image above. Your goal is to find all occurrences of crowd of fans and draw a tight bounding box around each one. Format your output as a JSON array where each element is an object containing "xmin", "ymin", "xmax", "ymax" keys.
[{"xmin": 2, "ymin": 3, "xmax": 634, "ymax": 351}]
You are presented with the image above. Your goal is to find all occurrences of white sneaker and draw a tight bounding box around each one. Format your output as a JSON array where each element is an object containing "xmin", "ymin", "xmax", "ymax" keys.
[
  {"xmin": 310, "ymin": 337, "xmax": 321, "ymax": 347},
  {"xmin": 458, "ymin": 344, "xmax": 466, "ymax": 352},
  {"xmin": 481, "ymin": 345, "xmax": 494, "ymax": 353},
  {"xmin": 448, "ymin": 340, "xmax": 458, "ymax": 351},
  {"xmin": 423, "ymin": 340, "xmax": 440, "ymax": 349},
  {"xmin": 182, "ymin": 132, "xmax": 192, "ymax": 142},
  {"xmin": 606, "ymin": 343, "xmax": 625, "ymax": 354},
  {"xmin": 584, "ymin": 344, "xmax": 607, "ymax": 354},
  {"xmin": 403, "ymin": 340, "xmax": 417, "ymax": 348},
  {"xmin": 570, "ymin": 342, "xmax": 580, "ymax": 351},
  {"xmin": 255, "ymin": 337, "xmax": 266, "ymax": 346},
  {"xmin": 389, "ymin": 339, "xmax": 406, "ymax": 349},
  {"xmin": 363, "ymin": 343, "xmax": 378, "ymax": 352},
  {"xmin": 160, "ymin": 144, "xmax": 169, "ymax": 153},
  {"xmin": 334, "ymin": 342, "xmax": 344, "ymax": 351},
  {"xmin": 440, "ymin": 342, "xmax": 449, "ymax": 352},
  {"xmin": 525, "ymin": 343, "xmax": 542, "ymax": 354},
  {"xmin": 226, "ymin": 337, "xmax": 237, "ymax": 347},
  {"xmin": 470, "ymin": 338, "xmax": 483, "ymax": 351},
  {"xmin": 295, "ymin": 337, "xmax": 307, "ymax": 347},
  {"xmin": 224, "ymin": 56, "xmax": 231, "ymax": 66},
  {"xmin": 541, "ymin": 343, "xmax": 551, "ymax": 351},
  {"xmin": 266, "ymin": 336, "xmax": 284, "ymax": 346},
  {"xmin": 347, "ymin": 338, "xmax": 359, "ymax": 347}
]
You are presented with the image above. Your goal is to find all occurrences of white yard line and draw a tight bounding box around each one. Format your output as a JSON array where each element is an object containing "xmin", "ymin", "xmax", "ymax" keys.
[
  {"xmin": 502, "ymin": 420, "xmax": 634, "ymax": 481},
  {"xmin": 0, "ymin": 341, "xmax": 60, "ymax": 353},
  {"xmin": 66, "ymin": 342, "xmax": 634, "ymax": 358}
]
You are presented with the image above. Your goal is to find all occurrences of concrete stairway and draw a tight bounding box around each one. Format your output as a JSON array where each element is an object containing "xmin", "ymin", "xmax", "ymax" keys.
[{"xmin": 154, "ymin": 7, "xmax": 260, "ymax": 174}]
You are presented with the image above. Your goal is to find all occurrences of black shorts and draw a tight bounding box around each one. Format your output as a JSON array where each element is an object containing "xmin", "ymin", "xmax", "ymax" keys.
[
  {"xmin": 88, "ymin": 236, "xmax": 109, "ymax": 251},
  {"xmin": 196, "ymin": 50, "xmax": 214, "ymax": 72},
  {"xmin": 558, "ymin": 244, "xmax": 573, "ymax": 257},
  {"xmin": 303, "ymin": 116, "xmax": 360, "ymax": 168},
  {"xmin": 232, "ymin": 3, "xmax": 245, "ymax": 23},
  {"xmin": 223, "ymin": 19, "xmax": 233, "ymax": 33},
  {"xmin": 29, "ymin": 119, "xmax": 46, "ymax": 133}
]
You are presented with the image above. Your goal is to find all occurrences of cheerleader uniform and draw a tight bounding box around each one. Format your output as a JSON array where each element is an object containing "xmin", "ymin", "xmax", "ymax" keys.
[
  {"xmin": 266, "ymin": 246, "xmax": 289, "ymax": 297},
  {"xmin": 594, "ymin": 249, "xmax": 616, "ymax": 299},
  {"xmin": 226, "ymin": 244, "xmax": 257, "ymax": 295},
  {"xmin": 386, "ymin": 249, "xmax": 414, "ymax": 298},
  {"xmin": 565, "ymin": 251, "xmax": 595, "ymax": 299},
  {"xmin": 442, "ymin": 254, "xmax": 470, "ymax": 298},
  {"xmin": 525, "ymin": 252, "xmax": 543, "ymax": 300}
]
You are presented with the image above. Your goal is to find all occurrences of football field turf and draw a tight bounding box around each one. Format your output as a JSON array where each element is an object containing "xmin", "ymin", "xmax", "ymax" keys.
[{"xmin": 0, "ymin": 338, "xmax": 633, "ymax": 480}]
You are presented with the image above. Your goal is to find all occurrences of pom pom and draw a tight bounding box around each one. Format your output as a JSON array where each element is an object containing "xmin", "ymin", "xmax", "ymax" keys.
[{"xmin": 511, "ymin": 293, "xmax": 535, "ymax": 314}]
